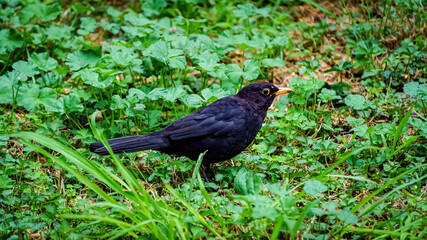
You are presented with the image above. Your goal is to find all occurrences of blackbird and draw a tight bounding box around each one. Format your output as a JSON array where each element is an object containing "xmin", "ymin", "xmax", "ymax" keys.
[{"xmin": 90, "ymin": 82, "xmax": 292, "ymax": 165}]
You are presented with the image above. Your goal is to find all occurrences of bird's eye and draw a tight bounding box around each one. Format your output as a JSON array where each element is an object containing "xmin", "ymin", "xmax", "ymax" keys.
[{"xmin": 262, "ymin": 88, "xmax": 270, "ymax": 96}]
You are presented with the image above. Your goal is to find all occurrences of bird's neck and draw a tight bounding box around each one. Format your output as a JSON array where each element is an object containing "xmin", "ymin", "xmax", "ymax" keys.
[{"xmin": 232, "ymin": 95, "xmax": 269, "ymax": 118}]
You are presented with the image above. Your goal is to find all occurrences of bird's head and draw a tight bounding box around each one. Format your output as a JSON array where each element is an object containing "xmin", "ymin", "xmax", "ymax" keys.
[{"xmin": 236, "ymin": 82, "xmax": 293, "ymax": 111}]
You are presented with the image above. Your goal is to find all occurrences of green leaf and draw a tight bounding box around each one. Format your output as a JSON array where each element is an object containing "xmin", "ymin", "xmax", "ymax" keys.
[
  {"xmin": 66, "ymin": 50, "xmax": 100, "ymax": 71},
  {"xmin": 145, "ymin": 40, "xmax": 169, "ymax": 61},
  {"xmin": 252, "ymin": 204, "xmax": 278, "ymax": 220},
  {"xmin": 20, "ymin": 2, "xmax": 61, "ymax": 22},
  {"xmin": 297, "ymin": 60, "xmax": 320, "ymax": 71},
  {"xmin": 352, "ymin": 39, "xmax": 386, "ymax": 58},
  {"xmin": 16, "ymin": 84, "xmax": 57, "ymax": 112},
  {"xmin": 19, "ymin": 5, "xmax": 35, "ymax": 24},
  {"xmin": 248, "ymin": 34, "xmax": 270, "ymax": 49},
  {"xmin": 313, "ymin": 139, "xmax": 339, "ymax": 150},
  {"xmin": 225, "ymin": 64, "xmax": 244, "ymax": 83},
  {"xmin": 126, "ymin": 88, "xmax": 146, "ymax": 103},
  {"xmin": 324, "ymin": 61, "xmax": 353, "ymax": 73},
  {"xmin": 77, "ymin": 17, "xmax": 98, "ymax": 35},
  {"xmin": 344, "ymin": 94, "xmax": 366, "ymax": 110},
  {"xmin": 143, "ymin": 40, "xmax": 186, "ymax": 69},
  {"xmin": 269, "ymin": 36, "xmax": 290, "ymax": 48},
  {"xmin": 107, "ymin": 6, "xmax": 123, "ymax": 18},
  {"xmin": 337, "ymin": 210, "xmax": 358, "ymax": 224},
  {"xmin": 233, "ymin": 3, "xmax": 257, "ymax": 18},
  {"xmin": 261, "ymin": 58, "xmax": 285, "ymax": 68},
  {"xmin": 346, "ymin": 117, "xmax": 364, "ymax": 126},
  {"xmin": 318, "ymin": 88, "xmax": 341, "ymax": 102},
  {"xmin": 44, "ymin": 25, "xmax": 73, "ymax": 41},
  {"xmin": 234, "ymin": 168, "xmax": 263, "ymax": 195},
  {"xmin": 104, "ymin": 45, "xmax": 140, "ymax": 67},
  {"xmin": 234, "ymin": 33, "xmax": 253, "ymax": 50},
  {"xmin": 12, "ymin": 60, "xmax": 40, "ymax": 78},
  {"xmin": 30, "ymin": 52, "xmax": 58, "ymax": 71},
  {"xmin": 201, "ymin": 84, "xmax": 228, "ymax": 102},
  {"xmin": 208, "ymin": 64, "xmax": 228, "ymax": 81},
  {"xmin": 322, "ymin": 201, "xmax": 338, "ymax": 214},
  {"xmin": 361, "ymin": 68, "xmax": 380, "ymax": 79},
  {"xmin": 110, "ymin": 95, "xmax": 130, "ymax": 110},
  {"xmin": 303, "ymin": 180, "xmax": 327, "ymax": 197},
  {"xmin": 233, "ymin": 3, "xmax": 270, "ymax": 18},
  {"xmin": 404, "ymin": 82, "xmax": 427, "ymax": 100},
  {"xmin": 100, "ymin": 20, "xmax": 121, "ymax": 34},
  {"xmin": 121, "ymin": 26, "xmax": 153, "ymax": 38},
  {"xmin": 146, "ymin": 88, "xmax": 167, "ymax": 101},
  {"xmin": 124, "ymin": 13, "xmax": 152, "ymax": 26},
  {"xmin": 196, "ymin": 51, "xmax": 219, "ymax": 72},
  {"xmin": 181, "ymin": 94, "xmax": 203, "ymax": 108},
  {"xmin": 331, "ymin": 81, "xmax": 352, "ymax": 95},
  {"xmin": 0, "ymin": 175, "xmax": 14, "ymax": 189},
  {"xmin": 39, "ymin": 72, "xmax": 62, "ymax": 87},
  {"xmin": 0, "ymin": 71, "xmax": 22, "ymax": 104},
  {"xmin": 70, "ymin": 2, "xmax": 95, "ymax": 14},
  {"xmin": 309, "ymin": 208, "xmax": 327, "ymax": 216},
  {"xmin": 54, "ymin": 95, "xmax": 84, "ymax": 114},
  {"xmin": 346, "ymin": 117, "xmax": 369, "ymax": 138},
  {"xmin": 36, "ymin": 3, "xmax": 61, "ymax": 22},
  {"xmin": 0, "ymin": 29, "xmax": 23, "ymax": 54},
  {"xmin": 225, "ymin": 59, "xmax": 260, "ymax": 83},
  {"xmin": 142, "ymin": 0, "xmax": 167, "ymax": 17},
  {"xmin": 72, "ymin": 69, "xmax": 113, "ymax": 88},
  {"xmin": 164, "ymin": 86, "xmax": 187, "ymax": 102}
]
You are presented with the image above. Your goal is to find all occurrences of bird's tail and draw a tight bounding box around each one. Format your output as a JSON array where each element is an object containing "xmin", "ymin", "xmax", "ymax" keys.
[{"xmin": 89, "ymin": 131, "xmax": 168, "ymax": 155}]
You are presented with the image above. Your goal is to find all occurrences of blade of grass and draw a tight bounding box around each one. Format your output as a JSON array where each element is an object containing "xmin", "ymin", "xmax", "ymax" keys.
[
  {"xmin": 108, "ymin": 220, "xmax": 160, "ymax": 240},
  {"xmin": 270, "ymin": 215, "xmax": 284, "ymax": 240},
  {"xmin": 90, "ymin": 112, "xmax": 175, "ymax": 230},
  {"xmin": 357, "ymin": 172, "xmax": 427, "ymax": 217},
  {"xmin": 197, "ymin": 169, "xmax": 218, "ymax": 216},
  {"xmin": 343, "ymin": 227, "xmax": 405, "ymax": 237},
  {"xmin": 18, "ymin": 138, "xmax": 118, "ymax": 204},
  {"xmin": 12, "ymin": 132, "xmax": 126, "ymax": 195},
  {"xmin": 392, "ymin": 105, "xmax": 413, "ymax": 152},
  {"xmin": 377, "ymin": 218, "xmax": 424, "ymax": 239},
  {"xmin": 326, "ymin": 174, "xmax": 379, "ymax": 185},
  {"xmin": 166, "ymin": 184, "xmax": 223, "ymax": 239},
  {"xmin": 314, "ymin": 146, "xmax": 382, "ymax": 180},
  {"xmin": 291, "ymin": 200, "xmax": 316, "ymax": 238},
  {"xmin": 392, "ymin": 135, "xmax": 420, "ymax": 156},
  {"xmin": 12, "ymin": 131, "xmax": 182, "ymax": 239},
  {"xmin": 90, "ymin": 112, "xmax": 140, "ymax": 193},
  {"xmin": 351, "ymin": 164, "xmax": 426, "ymax": 214},
  {"xmin": 186, "ymin": 151, "xmax": 205, "ymax": 200},
  {"xmin": 296, "ymin": 146, "xmax": 381, "ymax": 199},
  {"xmin": 16, "ymin": 138, "xmax": 140, "ymax": 238}
]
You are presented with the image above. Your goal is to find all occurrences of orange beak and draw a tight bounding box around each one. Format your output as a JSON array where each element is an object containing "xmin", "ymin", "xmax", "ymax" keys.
[{"xmin": 275, "ymin": 88, "xmax": 293, "ymax": 96}]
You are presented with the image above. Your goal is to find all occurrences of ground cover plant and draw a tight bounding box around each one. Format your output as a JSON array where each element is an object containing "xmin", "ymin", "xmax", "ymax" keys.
[{"xmin": 0, "ymin": 0, "xmax": 426, "ymax": 239}]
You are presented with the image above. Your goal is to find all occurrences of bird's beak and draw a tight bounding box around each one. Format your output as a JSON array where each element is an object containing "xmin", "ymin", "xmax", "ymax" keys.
[{"xmin": 275, "ymin": 88, "xmax": 293, "ymax": 96}]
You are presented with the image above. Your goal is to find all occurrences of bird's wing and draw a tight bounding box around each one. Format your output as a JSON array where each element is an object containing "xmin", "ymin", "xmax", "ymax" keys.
[{"xmin": 163, "ymin": 101, "xmax": 243, "ymax": 141}]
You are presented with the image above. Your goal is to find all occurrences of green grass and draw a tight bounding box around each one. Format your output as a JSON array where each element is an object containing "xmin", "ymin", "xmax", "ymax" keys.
[{"xmin": 0, "ymin": 0, "xmax": 426, "ymax": 239}]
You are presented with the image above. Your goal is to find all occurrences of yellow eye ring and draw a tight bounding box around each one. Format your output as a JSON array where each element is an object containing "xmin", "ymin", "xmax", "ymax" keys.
[{"xmin": 262, "ymin": 88, "xmax": 270, "ymax": 96}]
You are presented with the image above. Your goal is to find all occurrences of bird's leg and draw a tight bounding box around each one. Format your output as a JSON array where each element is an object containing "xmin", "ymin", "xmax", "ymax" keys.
[
  {"xmin": 200, "ymin": 164, "xmax": 218, "ymax": 192},
  {"xmin": 199, "ymin": 166, "xmax": 210, "ymax": 183}
]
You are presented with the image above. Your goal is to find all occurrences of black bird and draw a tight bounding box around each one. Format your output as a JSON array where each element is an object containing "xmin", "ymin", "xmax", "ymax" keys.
[{"xmin": 90, "ymin": 82, "xmax": 292, "ymax": 165}]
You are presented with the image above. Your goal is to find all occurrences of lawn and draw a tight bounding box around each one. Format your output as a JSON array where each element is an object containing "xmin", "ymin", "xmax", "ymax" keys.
[{"xmin": 0, "ymin": 0, "xmax": 426, "ymax": 239}]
